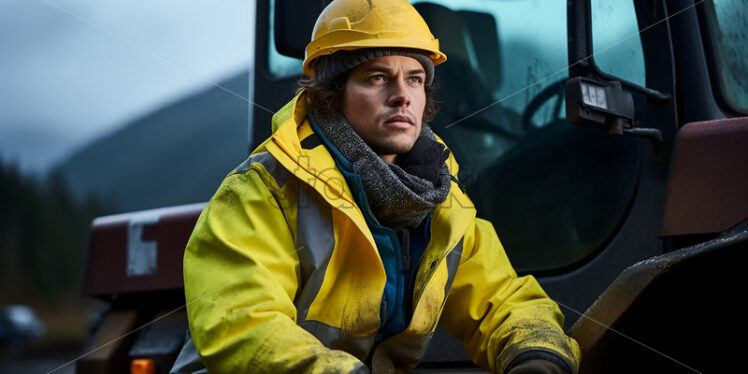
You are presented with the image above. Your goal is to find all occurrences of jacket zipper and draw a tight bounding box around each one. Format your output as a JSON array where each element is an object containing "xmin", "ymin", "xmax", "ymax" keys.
[{"xmin": 399, "ymin": 229, "xmax": 415, "ymax": 319}]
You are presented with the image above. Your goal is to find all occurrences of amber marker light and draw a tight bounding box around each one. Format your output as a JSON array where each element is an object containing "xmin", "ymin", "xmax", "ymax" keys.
[{"xmin": 131, "ymin": 358, "xmax": 156, "ymax": 374}]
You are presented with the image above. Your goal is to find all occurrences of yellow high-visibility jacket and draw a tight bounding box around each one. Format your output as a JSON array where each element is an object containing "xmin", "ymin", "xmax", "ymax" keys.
[{"xmin": 183, "ymin": 93, "xmax": 581, "ymax": 373}]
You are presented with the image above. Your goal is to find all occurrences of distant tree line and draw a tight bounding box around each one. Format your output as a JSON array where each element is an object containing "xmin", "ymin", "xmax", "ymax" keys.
[{"xmin": 0, "ymin": 159, "xmax": 114, "ymax": 303}]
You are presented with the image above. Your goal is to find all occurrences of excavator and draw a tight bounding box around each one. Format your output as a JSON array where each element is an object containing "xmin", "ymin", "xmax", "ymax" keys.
[{"xmin": 75, "ymin": 0, "xmax": 747, "ymax": 373}]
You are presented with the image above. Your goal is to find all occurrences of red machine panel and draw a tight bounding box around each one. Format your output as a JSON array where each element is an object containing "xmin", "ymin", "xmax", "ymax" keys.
[
  {"xmin": 661, "ymin": 117, "xmax": 748, "ymax": 236},
  {"xmin": 82, "ymin": 203, "xmax": 206, "ymax": 296}
]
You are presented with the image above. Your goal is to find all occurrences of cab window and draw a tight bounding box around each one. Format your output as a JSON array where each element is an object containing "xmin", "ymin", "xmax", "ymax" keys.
[
  {"xmin": 412, "ymin": 0, "xmax": 641, "ymax": 272},
  {"xmin": 705, "ymin": 0, "xmax": 748, "ymax": 113},
  {"xmin": 591, "ymin": 0, "xmax": 646, "ymax": 86},
  {"xmin": 268, "ymin": 0, "xmax": 304, "ymax": 77}
]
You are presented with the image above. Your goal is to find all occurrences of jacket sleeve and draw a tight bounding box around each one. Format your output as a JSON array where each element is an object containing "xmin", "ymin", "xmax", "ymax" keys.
[
  {"xmin": 438, "ymin": 218, "xmax": 581, "ymax": 374},
  {"xmin": 183, "ymin": 167, "xmax": 367, "ymax": 373}
]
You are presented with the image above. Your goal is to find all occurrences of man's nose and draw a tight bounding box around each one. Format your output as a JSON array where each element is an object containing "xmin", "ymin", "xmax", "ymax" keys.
[{"xmin": 387, "ymin": 79, "xmax": 411, "ymax": 107}]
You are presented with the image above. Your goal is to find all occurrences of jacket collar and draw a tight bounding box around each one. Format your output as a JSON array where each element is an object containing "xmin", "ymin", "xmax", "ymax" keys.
[{"xmin": 259, "ymin": 91, "xmax": 477, "ymax": 259}]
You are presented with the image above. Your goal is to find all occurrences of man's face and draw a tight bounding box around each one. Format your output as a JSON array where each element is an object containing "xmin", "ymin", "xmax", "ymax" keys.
[{"xmin": 341, "ymin": 55, "xmax": 427, "ymax": 163}]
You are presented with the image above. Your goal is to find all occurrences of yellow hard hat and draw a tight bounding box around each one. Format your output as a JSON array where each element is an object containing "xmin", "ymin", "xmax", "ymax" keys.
[{"xmin": 303, "ymin": 0, "xmax": 447, "ymax": 77}]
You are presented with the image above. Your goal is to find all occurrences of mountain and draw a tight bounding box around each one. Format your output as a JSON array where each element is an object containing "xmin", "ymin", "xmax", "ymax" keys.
[{"xmin": 56, "ymin": 71, "xmax": 251, "ymax": 213}]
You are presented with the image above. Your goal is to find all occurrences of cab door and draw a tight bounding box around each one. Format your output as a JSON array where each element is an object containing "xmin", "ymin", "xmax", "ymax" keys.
[
  {"xmin": 393, "ymin": 0, "xmax": 679, "ymax": 366},
  {"xmin": 565, "ymin": 1, "xmax": 748, "ymax": 372},
  {"xmin": 407, "ymin": 0, "xmax": 676, "ymax": 327}
]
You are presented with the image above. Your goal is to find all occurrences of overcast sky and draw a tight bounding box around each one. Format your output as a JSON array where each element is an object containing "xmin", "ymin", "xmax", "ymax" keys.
[{"xmin": 0, "ymin": 0, "xmax": 253, "ymax": 176}]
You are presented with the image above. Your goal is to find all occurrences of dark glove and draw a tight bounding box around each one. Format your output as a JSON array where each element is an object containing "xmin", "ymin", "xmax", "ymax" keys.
[{"xmin": 506, "ymin": 358, "xmax": 568, "ymax": 374}]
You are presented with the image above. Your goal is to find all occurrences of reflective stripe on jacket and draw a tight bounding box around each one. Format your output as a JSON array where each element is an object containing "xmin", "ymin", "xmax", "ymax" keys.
[{"xmin": 183, "ymin": 92, "xmax": 581, "ymax": 373}]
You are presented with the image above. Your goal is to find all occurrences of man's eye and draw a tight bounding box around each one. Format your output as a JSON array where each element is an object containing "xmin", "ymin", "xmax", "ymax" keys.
[
  {"xmin": 368, "ymin": 74, "xmax": 386, "ymax": 82},
  {"xmin": 408, "ymin": 76, "xmax": 424, "ymax": 84}
]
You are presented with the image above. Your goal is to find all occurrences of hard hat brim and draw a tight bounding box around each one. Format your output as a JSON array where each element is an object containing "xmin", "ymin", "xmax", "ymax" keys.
[{"xmin": 303, "ymin": 35, "xmax": 447, "ymax": 77}]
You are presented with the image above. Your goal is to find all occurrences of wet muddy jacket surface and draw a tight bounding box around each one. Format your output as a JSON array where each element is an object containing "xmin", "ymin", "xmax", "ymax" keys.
[{"xmin": 183, "ymin": 94, "xmax": 581, "ymax": 373}]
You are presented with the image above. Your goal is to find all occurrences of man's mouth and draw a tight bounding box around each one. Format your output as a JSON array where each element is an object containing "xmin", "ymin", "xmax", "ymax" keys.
[{"xmin": 384, "ymin": 114, "xmax": 415, "ymax": 128}]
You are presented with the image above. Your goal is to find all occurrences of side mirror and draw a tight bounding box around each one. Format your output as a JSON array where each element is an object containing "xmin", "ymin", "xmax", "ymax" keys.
[
  {"xmin": 274, "ymin": 0, "xmax": 330, "ymax": 59},
  {"xmin": 566, "ymin": 77, "xmax": 663, "ymax": 146},
  {"xmin": 565, "ymin": 77, "xmax": 634, "ymax": 134}
]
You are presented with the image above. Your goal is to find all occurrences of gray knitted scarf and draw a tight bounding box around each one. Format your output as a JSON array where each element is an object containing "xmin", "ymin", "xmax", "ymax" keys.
[{"xmin": 309, "ymin": 109, "xmax": 451, "ymax": 230}]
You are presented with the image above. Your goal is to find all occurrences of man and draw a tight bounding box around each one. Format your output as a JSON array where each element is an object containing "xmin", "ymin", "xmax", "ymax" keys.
[{"xmin": 175, "ymin": 0, "xmax": 580, "ymax": 373}]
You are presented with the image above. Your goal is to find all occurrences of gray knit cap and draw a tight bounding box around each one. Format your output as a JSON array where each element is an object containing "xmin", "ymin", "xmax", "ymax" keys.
[{"xmin": 314, "ymin": 48, "xmax": 435, "ymax": 85}]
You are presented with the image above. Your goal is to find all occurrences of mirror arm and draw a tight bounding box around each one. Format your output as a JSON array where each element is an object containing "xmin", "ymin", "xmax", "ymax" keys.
[
  {"xmin": 592, "ymin": 64, "xmax": 671, "ymax": 102},
  {"xmin": 622, "ymin": 127, "xmax": 664, "ymax": 143},
  {"xmin": 622, "ymin": 127, "xmax": 664, "ymax": 157}
]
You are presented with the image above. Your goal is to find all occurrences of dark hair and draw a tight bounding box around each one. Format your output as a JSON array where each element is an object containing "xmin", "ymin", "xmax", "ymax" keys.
[{"xmin": 297, "ymin": 72, "xmax": 438, "ymax": 122}]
